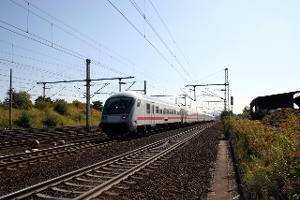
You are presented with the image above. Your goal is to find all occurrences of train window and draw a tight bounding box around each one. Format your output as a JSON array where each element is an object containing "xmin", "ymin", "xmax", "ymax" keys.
[
  {"xmin": 156, "ymin": 106, "xmax": 159, "ymax": 113},
  {"xmin": 163, "ymin": 108, "xmax": 166, "ymax": 114},
  {"xmin": 137, "ymin": 99, "xmax": 141, "ymax": 107},
  {"xmin": 146, "ymin": 104, "xmax": 150, "ymax": 114},
  {"xmin": 160, "ymin": 109, "xmax": 162, "ymax": 114},
  {"xmin": 152, "ymin": 105, "xmax": 154, "ymax": 113},
  {"xmin": 102, "ymin": 97, "xmax": 134, "ymax": 115}
]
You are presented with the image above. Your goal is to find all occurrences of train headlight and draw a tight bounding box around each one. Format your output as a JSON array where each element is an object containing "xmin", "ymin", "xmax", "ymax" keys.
[{"xmin": 122, "ymin": 115, "xmax": 128, "ymax": 119}]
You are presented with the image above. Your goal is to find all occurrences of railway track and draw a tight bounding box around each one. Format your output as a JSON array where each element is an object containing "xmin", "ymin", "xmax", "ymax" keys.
[
  {"xmin": 0, "ymin": 123, "xmax": 212, "ymax": 200},
  {"xmin": 0, "ymin": 127, "xmax": 104, "ymax": 153},
  {"xmin": 0, "ymin": 136, "xmax": 113, "ymax": 171}
]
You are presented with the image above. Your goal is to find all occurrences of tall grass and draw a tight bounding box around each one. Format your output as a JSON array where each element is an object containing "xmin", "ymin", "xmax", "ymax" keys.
[
  {"xmin": 224, "ymin": 109, "xmax": 300, "ymax": 199},
  {"xmin": 0, "ymin": 104, "xmax": 101, "ymax": 129}
]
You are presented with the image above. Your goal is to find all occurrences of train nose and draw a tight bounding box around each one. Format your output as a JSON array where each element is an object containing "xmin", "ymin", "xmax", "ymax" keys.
[{"xmin": 121, "ymin": 114, "xmax": 128, "ymax": 119}]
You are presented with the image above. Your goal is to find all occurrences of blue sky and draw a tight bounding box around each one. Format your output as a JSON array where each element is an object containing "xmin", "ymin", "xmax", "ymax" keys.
[{"xmin": 0, "ymin": 0, "xmax": 299, "ymax": 114}]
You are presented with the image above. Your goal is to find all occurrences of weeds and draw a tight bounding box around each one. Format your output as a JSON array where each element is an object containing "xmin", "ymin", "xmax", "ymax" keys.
[{"xmin": 224, "ymin": 109, "xmax": 300, "ymax": 199}]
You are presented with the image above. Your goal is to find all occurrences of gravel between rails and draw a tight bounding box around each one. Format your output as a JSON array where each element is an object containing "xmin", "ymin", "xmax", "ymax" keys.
[
  {"xmin": 0, "ymin": 124, "xmax": 204, "ymax": 196},
  {"xmin": 104, "ymin": 123, "xmax": 222, "ymax": 200}
]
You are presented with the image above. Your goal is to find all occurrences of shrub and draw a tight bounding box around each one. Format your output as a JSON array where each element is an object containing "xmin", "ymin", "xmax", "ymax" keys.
[
  {"xmin": 225, "ymin": 110, "xmax": 300, "ymax": 199},
  {"xmin": 15, "ymin": 111, "xmax": 33, "ymax": 128},
  {"xmin": 42, "ymin": 115, "xmax": 60, "ymax": 128},
  {"xmin": 72, "ymin": 100, "xmax": 85, "ymax": 109},
  {"xmin": 53, "ymin": 99, "xmax": 69, "ymax": 115},
  {"xmin": 35, "ymin": 96, "xmax": 53, "ymax": 110}
]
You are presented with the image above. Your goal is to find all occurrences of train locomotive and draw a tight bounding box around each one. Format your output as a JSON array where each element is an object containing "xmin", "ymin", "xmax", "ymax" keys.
[{"xmin": 100, "ymin": 92, "xmax": 213, "ymax": 135}]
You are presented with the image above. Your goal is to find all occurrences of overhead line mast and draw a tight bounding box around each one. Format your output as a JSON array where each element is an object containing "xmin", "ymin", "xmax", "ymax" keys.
[
  {"xmin": 185, "ymin": 68, "xmax": 230, "ymax": 112},
  {"xmin": 37, "ymin": 59, "xmax": 134, "ymax": 130}
]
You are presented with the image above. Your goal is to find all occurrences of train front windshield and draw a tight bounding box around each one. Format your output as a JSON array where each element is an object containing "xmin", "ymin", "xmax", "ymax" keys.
[{"xmin": 103, "ymin": 97, "xmax": 134, "ymax": 115}]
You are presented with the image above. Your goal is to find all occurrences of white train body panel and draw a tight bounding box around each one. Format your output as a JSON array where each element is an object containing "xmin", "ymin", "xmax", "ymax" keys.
[{"xmin": 100, "ymin": 92, "xmax": 213, "ymax": 134}]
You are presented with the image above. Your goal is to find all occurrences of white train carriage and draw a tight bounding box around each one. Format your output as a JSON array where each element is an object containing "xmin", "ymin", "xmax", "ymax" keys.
[{"xmin": 100, "ymin": 92, "xmax": 212, "ymax": 135}]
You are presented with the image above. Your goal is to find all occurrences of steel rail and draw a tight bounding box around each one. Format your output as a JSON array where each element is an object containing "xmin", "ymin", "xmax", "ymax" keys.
[
  {"xmin": 0, "ymin": 124, "xmax": 210, "ymax": 200},
  {"xmin": 0, "ymin": 138, "xmax": 113, "ymax": 170},
  {"xmin": 76, "ymin": 127, "xmax": 206, "ymax": 199}
]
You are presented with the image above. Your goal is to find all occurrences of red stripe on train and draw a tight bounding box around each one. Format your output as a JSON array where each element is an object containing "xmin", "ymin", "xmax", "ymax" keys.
[{"xmin": 136, "ymin": 116, "xmax": 198, "ymax": 120}]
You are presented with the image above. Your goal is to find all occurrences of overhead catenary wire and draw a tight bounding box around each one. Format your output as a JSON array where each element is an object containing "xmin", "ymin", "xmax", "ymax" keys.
[
  {"xmin": 0, "ymin": 58, "xmax": 67, "ymax": 79},
  {"xmin": 0, "ymin": 22, "xmax": 131, "ymax": 79},
  {"xmin": 129, "ymin": 0, "xmax": 193, "ymax": 81},
  {"xmin": 0, "ymin": 23, "xmax": 85, "ymax": 60},
  {"xmin": 11, "ymin": 0, "xmax": 138, "ymax": 69},
  {"xmin": 147, "ymin": 0, "xmax": 194, "ymax": 77},
  {"xmin": 1, "ymin": 1, "xmax": 179, "ymax": 101},
  {"xmin": 106, "ymin": 0, "xmax": 186, "ymax": 82},
  {"xmin": 4, "ymin": 1, "xmax": 175, "ymax": 95}
]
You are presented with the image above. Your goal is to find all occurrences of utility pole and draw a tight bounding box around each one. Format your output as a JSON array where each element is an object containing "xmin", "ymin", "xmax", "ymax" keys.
[
  {"xmin": 224, "ymin": 68, "xmax": 227, "ymax": 111},
  {"xmin": 9, "ymin": 68, "xmax": 12, "ymax": 129},
  {"xmin": 231, "ymin": 95, "xmax": 234, "ymax": 112},
  {"xmin": 37, "ymin": 67, "xmax": 134, "ymax": 130},
  {"xmin": 225, "ymin": 68, "xmax": 229, "ymax": 111},
  {"xmin": 42, "ymin": 83, "xmax": 50, "ymax": 98},
  {"xmin": 185, "ymin": 68, "xmax": 230, "ymax": 112},
  {"xmin": 86, "ymin": 59, "xmax": 91, "ymax": 131},
  {"xmin": 144, "ymin": 80, "xmax": 147, "ymax": 95},
  {"xmin": 129, "ymin": 80, "xmax": 147, "ymax": 94}
]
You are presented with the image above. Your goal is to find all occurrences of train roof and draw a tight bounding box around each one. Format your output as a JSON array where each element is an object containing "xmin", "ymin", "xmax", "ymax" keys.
[{"xmin": 107, "ymin": 92, "xmax": 180, "ymax": 108}]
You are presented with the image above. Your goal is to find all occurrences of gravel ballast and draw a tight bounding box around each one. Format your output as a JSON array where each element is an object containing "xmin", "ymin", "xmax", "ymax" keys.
[
  {"xmin": 0, "ymin": 124, "xmax": 207, "ymax": 196},
  {"xmin": 106, "ymin": 123, "xmax": 222, "ymax": 200}
]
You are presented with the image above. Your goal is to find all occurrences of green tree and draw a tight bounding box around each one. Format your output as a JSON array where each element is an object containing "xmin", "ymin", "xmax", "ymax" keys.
[
  {"xmin": 5, "ymin": 90, "xmax": 32, "ymax": 109},
  {"xmin": 35, "ymin": 96, "xmax": 53, "ymax": 110},
  {"xmin": 92, "ymin": 100, "xmax": 103, "ymax": 111}
]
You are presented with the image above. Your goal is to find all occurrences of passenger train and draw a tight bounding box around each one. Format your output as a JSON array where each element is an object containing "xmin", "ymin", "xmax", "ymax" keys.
[{"xmin": 100, "ymin": 92, "xmax": 213, "ymax": 135}]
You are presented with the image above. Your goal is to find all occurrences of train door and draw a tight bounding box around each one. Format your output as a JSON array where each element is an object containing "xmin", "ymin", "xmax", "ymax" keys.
[
  {"xmin": 151, "ymin": 103, "xmax": 155, "ymax": 126},
  {"xmin": 180, "ymin": 109, "xmax": 184, "ymax": 124}
]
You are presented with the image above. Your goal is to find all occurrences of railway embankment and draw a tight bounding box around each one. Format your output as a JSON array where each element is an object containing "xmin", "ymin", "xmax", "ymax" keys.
[{"xmin": 223, "ymin": 108, "xmax": 300, "ymax": 200}]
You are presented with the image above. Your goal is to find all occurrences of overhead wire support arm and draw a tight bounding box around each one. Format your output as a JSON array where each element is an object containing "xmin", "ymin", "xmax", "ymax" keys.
[{"xmin": 36, "ymin": 76, "xmax": 134, "ymax": 85}]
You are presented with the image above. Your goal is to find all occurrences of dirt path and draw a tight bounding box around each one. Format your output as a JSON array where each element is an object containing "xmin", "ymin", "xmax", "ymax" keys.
[{"xmin": 207, "ymin": 137, "xmax": 240, "ymax": 200}]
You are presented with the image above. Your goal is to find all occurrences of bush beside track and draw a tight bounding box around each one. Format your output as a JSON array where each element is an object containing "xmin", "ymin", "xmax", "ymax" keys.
[
  {"xmin": 223, "ymin": 109, "xmax": 300, "ymax": 199},
  {"xmin": 0, "ymin": 98, "xmax": 101, "ymax": 128}
]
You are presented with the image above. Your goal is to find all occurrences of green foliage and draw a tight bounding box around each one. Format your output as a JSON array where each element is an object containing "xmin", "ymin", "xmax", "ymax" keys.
[
  {"xmin": 241, "ymin": 106, "xmax": 251, "ymax": 119},
  {"xmin": 5, "ymin": 90, "xmax": 32, "ymax": 109},
  {"xmin": 15, "ymin": 111, "xmax": 33, "ymax": 128},
  {"xmin": 42, "ymin": 114, "xmax": 60, "ymax": 128},
  {"xmin": 0, "ymin": 107, "xmax": 8, "ymax": 128},
  {"xmin": 0, "ymin": 99, "xmax": 101, "ymax": 129},
  {"xmin": 35, "ymin": 96, "xmax": 53, "ymax": 110},
  {"xmin": 224, "ymin": 109, "xmax": 300, "ymax": 199},
  {"xmin": 53, "ymin": 99, "xmax": 69, "ymax": 115},
  {"xmin": 72, "ymin": 100, "xmax": 85, "ymax": 109},
  {"xmin": 92, "ymin": 100, "xmax": 103, "ymax": 111}
]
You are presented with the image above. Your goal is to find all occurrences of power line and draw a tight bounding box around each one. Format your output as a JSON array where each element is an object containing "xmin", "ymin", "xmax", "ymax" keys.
[
  {"xmin": 0, "ymin": 20, "xmax": 85, "ymax": 60},
  {"xmin": 0, "ymin": 40, "xmax": 84, "ymax": 70},
  {"xmin": 12, "ymin": 0, "xmax": 138, "ymax": 69},
  {"xmin": 106, "ymin": 0, "xmax": 186, "ymax": 81},
  {"xmin": 0, "ymin": 58, "xmax": 67, "ymax": 79},
  {"xmin": 0, "ymin": 50, "xmax": 78, "ymax": 78},
  {"xmin": 147, "ymin": 0, "xmax": 194, "ymax": 78},
  {"xmin": 129, "ymin": 0, "xmax": 192, "ymax": 81}
]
